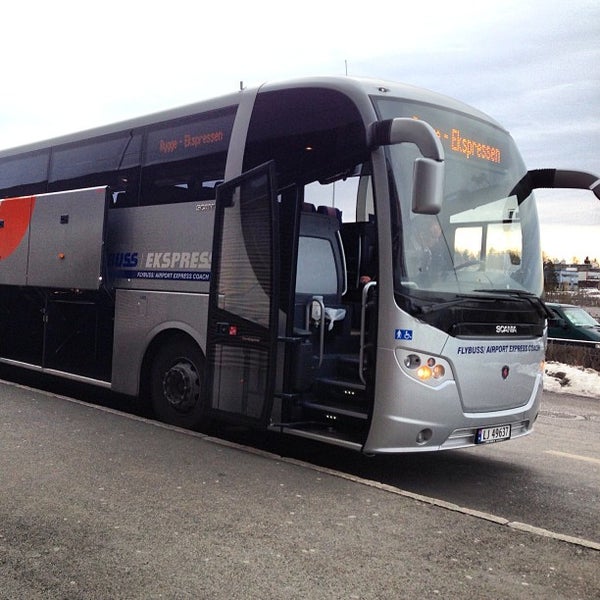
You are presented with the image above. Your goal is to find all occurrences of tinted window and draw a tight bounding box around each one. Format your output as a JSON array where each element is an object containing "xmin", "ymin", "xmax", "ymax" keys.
[
  {"xmin": 0, "ymin": 150, "xmax": 49, "ymax": 197},
  {"xmin": 244, "ymin": 88, "xmax": 367, "ymax": 188},
  {"xmin": 140, "ymin": 106, "xmax": 235, "ymax": 206},
  {"xmin": 144, "ymin": 107, "xmax": 235, "ymax": 166},
  {"xmin": 49, "ymin": 132, "xmax": 142, "ymax": 183},
  {"xmin": 47, "ymin": 132, "xmax": 143, "ymax": 205}
]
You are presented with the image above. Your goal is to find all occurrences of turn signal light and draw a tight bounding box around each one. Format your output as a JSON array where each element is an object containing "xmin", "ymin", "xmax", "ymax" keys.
[
  {"xmin": 417, "ymin": 366, "xmax": 432, "ymax": 381},
  {"xmin": 416, "ymin": 363, "xmax": 446, "ymax": 381}
]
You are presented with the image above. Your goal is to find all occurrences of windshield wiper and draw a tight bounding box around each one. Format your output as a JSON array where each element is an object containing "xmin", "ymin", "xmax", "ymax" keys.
[
  {"xmin": 419, "ymin": 297, "xmax": 472, "ymax": 314},
  {"xmin": 475, "ymin": 288, "xmax": 536, "ymax": 297},
  {"xmin": 417, "ymin": 294, "xmax": 497, "ymax": 315},
  {"xmin": 394, "ymin": 290, "xmax": 478, "ymax": 315},
  {"xmin": 474, "ymin": 288, "xmax": 551, "ymax": 318}
]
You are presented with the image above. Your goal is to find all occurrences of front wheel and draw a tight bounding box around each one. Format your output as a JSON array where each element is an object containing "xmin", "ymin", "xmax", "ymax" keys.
[{"xmin": 150, "ymin": 338, "xmax": 206, "ymax": 429}]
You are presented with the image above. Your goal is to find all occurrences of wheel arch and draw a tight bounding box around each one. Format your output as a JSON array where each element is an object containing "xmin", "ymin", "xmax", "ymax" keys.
[{"xmin": 139, "ymin": 325, "xmax": 205, "ymax": 405}]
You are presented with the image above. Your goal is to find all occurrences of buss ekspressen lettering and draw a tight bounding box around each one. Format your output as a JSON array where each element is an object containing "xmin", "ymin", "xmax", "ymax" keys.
[
  {"xmin": 108, "ymin": 250, "xmax": 212, "ymax": 270},
  {"xmin": 108, "ymin": 250, "xmax": 213, "ymax": 282}
]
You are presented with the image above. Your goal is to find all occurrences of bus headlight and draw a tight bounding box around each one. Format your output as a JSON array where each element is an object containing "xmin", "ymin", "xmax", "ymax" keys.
[
  {"xmin": 397, "ymin": 350, "xmax": 452, "ymax": 387},
  {"xmin": 404, "ymin": 354, "xmax": 421, "ymax": 369}
]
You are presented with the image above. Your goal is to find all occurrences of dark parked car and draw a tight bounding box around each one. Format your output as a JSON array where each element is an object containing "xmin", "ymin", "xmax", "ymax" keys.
[{"xmin": 546, "ymin": 302, "xmax": 600, "ymax": 342}]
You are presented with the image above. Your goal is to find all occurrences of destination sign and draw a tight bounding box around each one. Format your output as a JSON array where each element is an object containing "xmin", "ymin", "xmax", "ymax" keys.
[
  {"xmin": 413, "ymin": 115, "xmax": 502, "ymax": 164},
  {"xmin": 145, "ymin": 108, "xmax": 236, "ymax": 165},
  {"xmin": 425, "ymin": 121, "xmax": 502, "ymax": 164},
  {"xmin": 158, "ymin": 131, "xmax": 225, "ymax": 155},
  {"xmin": 375, "ymin": 98, "xmax": 507, "ymax": 166},
  {"xmin": 448, "ymin": 128, "xmax": 501, "ymax": 163}
]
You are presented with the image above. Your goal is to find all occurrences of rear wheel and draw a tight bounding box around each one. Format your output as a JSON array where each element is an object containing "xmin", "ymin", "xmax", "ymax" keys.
[{"xmin": 150, "ymin": 338, "xmax": 205, "ymax": 429}]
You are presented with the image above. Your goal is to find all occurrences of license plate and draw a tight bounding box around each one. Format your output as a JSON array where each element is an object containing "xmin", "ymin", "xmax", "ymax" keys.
[{"xmin": 475, "ymin": 424, "xmax": 511, "ymax": 444}]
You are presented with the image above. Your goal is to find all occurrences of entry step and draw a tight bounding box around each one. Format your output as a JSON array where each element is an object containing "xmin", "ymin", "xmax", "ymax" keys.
[{"xmin": 302, "ymin": 400, "xmax": 368, "ymax": 420}]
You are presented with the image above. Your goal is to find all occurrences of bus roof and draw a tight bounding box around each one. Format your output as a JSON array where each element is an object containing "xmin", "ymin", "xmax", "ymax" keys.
[
  {"xmin": 0, "ymin": 76, "xmax": 505, "ymax": 158},
  {"xmin": 260, "ymin": 76, "xmax": 504, "ymax": 127}
]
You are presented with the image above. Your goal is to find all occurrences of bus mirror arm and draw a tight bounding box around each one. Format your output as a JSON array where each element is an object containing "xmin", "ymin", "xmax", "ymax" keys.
[
  {"xmin": 369, "ymin": 118, "xmax": 445, "ymax": 215},
  {"xmin": 369, "ymin": 118, "xmax": 444, "ymax": 161},
  {"xmin": 510, "ymin": 169, "xmax": 600, "ymax": 203},
  {"xmin": 555, "ymin": 170, "xmax": 600, "ymax": 200}
]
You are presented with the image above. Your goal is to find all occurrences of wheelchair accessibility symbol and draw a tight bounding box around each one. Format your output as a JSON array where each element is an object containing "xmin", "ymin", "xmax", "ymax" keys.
[{"xmin": 395, "ymin": 329, "xmax": 413, "ymax": 341}]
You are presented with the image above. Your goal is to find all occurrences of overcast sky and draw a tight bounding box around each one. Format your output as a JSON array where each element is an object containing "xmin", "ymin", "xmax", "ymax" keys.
[{"xmin": 1, "ymin": 0, "xmax": 598, "ymax": 260}]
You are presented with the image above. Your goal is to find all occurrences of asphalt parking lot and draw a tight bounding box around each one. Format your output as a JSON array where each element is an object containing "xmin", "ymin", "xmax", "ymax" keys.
[{"xmin": 1, "ymin": 380, "xmax": 598, "ymax": 599}]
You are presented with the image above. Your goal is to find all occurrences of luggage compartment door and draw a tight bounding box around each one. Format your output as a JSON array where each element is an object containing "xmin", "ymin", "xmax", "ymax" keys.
[{"xmin": 27, "ymin": 186, "xmax": 108, "ymax": 289}]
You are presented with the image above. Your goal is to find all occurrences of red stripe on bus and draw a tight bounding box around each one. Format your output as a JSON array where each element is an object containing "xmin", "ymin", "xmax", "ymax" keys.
[{"xmin": 0, "ymin": 196, "xmax": 36, "ymax": 260}]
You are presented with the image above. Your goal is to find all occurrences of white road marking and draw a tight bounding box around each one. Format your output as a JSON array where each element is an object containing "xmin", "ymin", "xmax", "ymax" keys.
[{"xmin": 545, "ymin": 450, "xmax": 600, "ymax": 465}]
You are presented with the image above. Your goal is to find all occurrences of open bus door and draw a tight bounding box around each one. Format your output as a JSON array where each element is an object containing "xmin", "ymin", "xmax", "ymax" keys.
[{"xmin": 205, "ymin": 162, "xmax": 279, "ymax": 426}]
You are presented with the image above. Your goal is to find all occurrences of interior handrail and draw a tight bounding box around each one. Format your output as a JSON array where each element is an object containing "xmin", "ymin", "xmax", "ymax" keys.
[{"xmin": 359, "ymin": 281, "xmax": 377, "ymax": 385}]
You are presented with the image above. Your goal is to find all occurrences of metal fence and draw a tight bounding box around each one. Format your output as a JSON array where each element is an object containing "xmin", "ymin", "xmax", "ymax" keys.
[{"xmin": 546, "ymin": 339, "xmax": 600, "ymax": 371}]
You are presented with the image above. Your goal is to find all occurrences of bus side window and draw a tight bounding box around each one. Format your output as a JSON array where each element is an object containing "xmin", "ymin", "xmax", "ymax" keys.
[
  {"xmin": 140, "ymin": 107, "xmax": 234, "ymax": 207},
  {"xmin": 108, "ymin": 170, "xmax": 141, "ymax": 208},
  {"xmin": 48, "ymin": 132, "xmax": 142, "ymax": 194},
  {"xmin": 0, "ymin": 150, "xmax": 49, "ymax": 198},
  {"xmin": 140, "ymin": 162, "xmax": 225, "ymax": 206}
]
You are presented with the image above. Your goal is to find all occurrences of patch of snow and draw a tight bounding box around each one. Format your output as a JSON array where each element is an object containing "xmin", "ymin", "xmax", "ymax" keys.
[{"xmin": 544, "ymin": 362, "xmax": 600, "ymax": 398}]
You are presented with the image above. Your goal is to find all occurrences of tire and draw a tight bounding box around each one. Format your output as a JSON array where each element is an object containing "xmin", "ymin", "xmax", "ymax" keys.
[{"xmin": 150, "ymin": 338, "xmax": 206, "ymax": 429}]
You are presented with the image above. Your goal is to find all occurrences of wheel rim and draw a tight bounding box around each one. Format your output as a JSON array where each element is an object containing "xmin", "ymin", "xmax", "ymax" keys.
[{"xmin": 162, "ymin": 359, "xmax": 200, "ymax": 414}]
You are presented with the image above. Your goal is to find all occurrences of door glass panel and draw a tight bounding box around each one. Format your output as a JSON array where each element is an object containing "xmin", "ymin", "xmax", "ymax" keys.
[
  {"xmin": 215, "ymin": 173, "xmax": 273, "ymax": 328},
  {"xmin": 210, "ymin": 346, "xmax": 268, "ymax": 418}
]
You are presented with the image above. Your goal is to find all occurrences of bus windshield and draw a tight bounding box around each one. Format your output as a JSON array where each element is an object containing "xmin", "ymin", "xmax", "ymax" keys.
[{"xmin": 374, "ymin": 98, "xmax": 543, "ymax": 301}]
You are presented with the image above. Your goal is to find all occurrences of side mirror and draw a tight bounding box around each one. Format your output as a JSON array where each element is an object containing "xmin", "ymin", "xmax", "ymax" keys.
[
  {"xmin": 412, "ymin": 157, "xmax": 444, "ymax": 215},
  {"xmin": 549, "ymin": 317, "xmax": 567, "ymax": 329},
  {"xmin": 369, "ymin": 118, "xmax": 445, "ymax": 215}
]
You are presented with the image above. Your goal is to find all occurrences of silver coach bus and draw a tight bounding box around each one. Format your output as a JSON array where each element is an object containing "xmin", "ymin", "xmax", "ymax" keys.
[{"xmin": 0, "ymin": 77, "xmax": 598, "ymax": 453}]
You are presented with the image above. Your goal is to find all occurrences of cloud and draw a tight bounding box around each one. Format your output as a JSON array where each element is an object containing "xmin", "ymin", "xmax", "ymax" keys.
[{"xmin": 1, "ymin": 0, "xmax": 598, "ymax": 251}]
